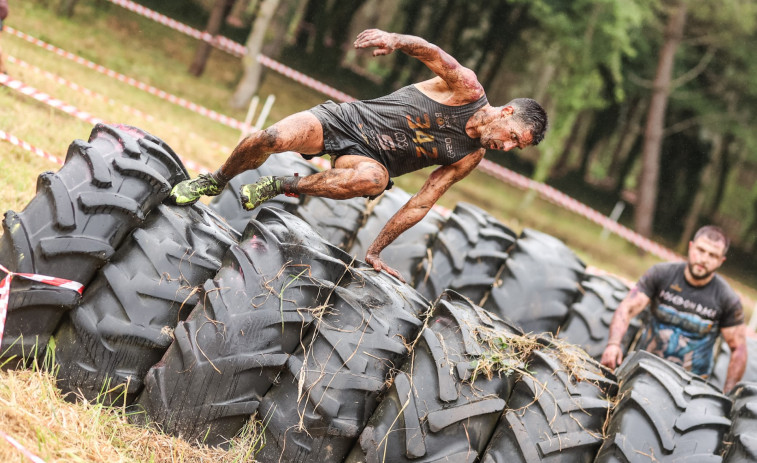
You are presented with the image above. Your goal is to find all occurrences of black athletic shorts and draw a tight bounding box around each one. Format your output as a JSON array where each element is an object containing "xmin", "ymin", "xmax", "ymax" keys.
[{"xmin": 306, "ymin": 101, "xmax": 394, "ymax": 197}]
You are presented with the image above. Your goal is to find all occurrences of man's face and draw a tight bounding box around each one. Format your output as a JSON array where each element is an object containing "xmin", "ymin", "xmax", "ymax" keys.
[
  {"xmin": 687, "ymin": 236, "xmax": 726, "ymax": 281},
  {"xmin": 480, "ymin": 107, "xmax": 534, "ymax": 152}
]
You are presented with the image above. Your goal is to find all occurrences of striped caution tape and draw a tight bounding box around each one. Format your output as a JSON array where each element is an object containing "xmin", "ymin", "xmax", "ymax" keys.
[
  {"xmin": 6, "ymin": 54, "xmax": 232, "ymax": 156},
  {"xmin": 0, "ymin": 430, "xmax": 47, "ymax": 463},
  {"xmin": 0, "ymin": 74, "xmax": 210, "ymax": 174},
  {"xmin": 0, "ymin": 264, "xmax": 84, "ymax": 348},
  {"xmin": 0, "ymin": 130, "xmax": 64, "ymax": 166},
  {"xmin": 5, "ymin": 26, "xmax": 248, "ymax": 132},
  {"xmin": 102, "ymin": 0, "xmax": 356, "ymax": 102}
]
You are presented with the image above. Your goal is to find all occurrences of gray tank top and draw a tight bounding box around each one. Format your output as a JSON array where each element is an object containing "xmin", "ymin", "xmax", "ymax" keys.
[{"xmin": 313, "ymin": 85, "xmax": 488, "ymax": 177}]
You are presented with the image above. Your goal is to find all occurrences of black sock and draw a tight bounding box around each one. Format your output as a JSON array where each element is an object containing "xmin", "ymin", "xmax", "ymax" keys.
[{"xmin": 211, "ymin": 168, "xmax": 231, "ymax": 187}]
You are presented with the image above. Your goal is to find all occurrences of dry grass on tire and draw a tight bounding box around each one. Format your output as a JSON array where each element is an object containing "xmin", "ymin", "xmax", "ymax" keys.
[{"xmin": 0, "ymin": 368, "xmax": 263, "ymax": 462}]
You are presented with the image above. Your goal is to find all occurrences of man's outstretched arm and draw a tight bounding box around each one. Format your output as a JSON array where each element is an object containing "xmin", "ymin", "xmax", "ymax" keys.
[
  {"xmin": 354, "ymin": 29, "xmax": 483, "ymax": 97},
  {"xmin": 600, "ymin": 288, "xmax": 650, "ymax": 369},
  {"xmin": 365, "ymin": 149, "xmax": 485, "ymax": 282},
  {"xmin": 721, "ymin": 323, "xmax": 747, "ymax": 394}
]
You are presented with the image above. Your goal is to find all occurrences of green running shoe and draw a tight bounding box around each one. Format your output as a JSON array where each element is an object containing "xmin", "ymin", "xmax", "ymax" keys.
[
  {"xmin": 240, "ymin": 176, "xmax": 283, "ymax": 211},
  {"xmin": 169, "ymin": 173, "xmax": 226, "ymax": 205}
]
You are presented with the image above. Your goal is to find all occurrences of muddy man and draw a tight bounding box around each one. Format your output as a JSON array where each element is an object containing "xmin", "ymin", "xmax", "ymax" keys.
[{"xmin": 169, "ymin": 28, "xmax": 548, "ymax": 282}]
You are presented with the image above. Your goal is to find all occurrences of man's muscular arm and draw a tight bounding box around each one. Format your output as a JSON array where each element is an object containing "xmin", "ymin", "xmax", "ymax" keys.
[
  {"xmin": 353, "ymin": 29, "xmax": 482, "ymax": 98},
  {"xmin": 721, "ymin": 323, "xmax": 747, "ymax": 394},
  {"xmin": 600, "ymin": 288, "xmax": 651, "ymax": 369},
  {"xmin": 365, "ymin": 149, "xmax": 485, "ymax": 282}
]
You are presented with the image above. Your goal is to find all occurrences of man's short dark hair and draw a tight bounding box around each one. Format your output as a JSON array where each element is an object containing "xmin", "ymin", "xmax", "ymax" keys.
[
  {"xmin": 693, "ymin": 225, "xmax": 730, "ymax": 254},
  {"xmin": 506, "ymin": 98, "xmax": 548, "ymax": 146}
]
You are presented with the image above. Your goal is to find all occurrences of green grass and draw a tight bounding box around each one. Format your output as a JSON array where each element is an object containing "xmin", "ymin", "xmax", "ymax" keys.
[{"xmin": 1, "ymin": 0, "xmax": 755, "ymax": 311}]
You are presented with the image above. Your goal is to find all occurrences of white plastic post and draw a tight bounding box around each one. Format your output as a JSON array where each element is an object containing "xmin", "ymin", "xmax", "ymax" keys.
[
  {"xmin": 239, "ymin": 95, "xmax": 259, "ymax": 142},
  {"xmin": 255, "ymin": 94, "xmax": 276, "ymax": 130},
  {"xmin": 601, "ymin": 201, "xmax": 626, "ymax": 241}
]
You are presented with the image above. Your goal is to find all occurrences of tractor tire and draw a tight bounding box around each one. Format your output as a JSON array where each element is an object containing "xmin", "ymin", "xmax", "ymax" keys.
[
  {"xmin": 133, "ymin": 208, "xmax": 352, "ymax": 445},
  {"xmin": 724, "ymin": 382, "xmax": 757, "ymax": 462},
  {"xmin": 414, "ymin": 202, "xmax": 516, "ymax": 304},
  {"xmin": 347, "ymin": 188, "xmax": 444, "ymax": 284},
  {"xmin": 479, "ymin": 342, "xmax": 618, "ymax": 462},
  {"xmin": 483, "ymin": 228, "xmax": 585, "ymax": 334},
  {"xmin": 0, "ymin": 124, "xmax": 187, "ymax": 362},
  {"xmin": 558, "ymin": 274, "xmax": 639, "ymax": 360},
  {"xmin": 295, "ymin": 195, "xmax": 368, "ymax": 250},
  {"xmin": 253, "ymin": 267, "xmax": 430, "ymax": 463},
  {"xmin": 595, "ymin": 350, "xmax": 731, "ymax": 462},
  {"xmin": 52, "ymin": 203, "xmax": 238, "ymax": 405},
  {"xmin": 208, "ymin": 151, "xmax": 318, "ymax": 235},
  {"xmin": 346, "ymin": 290, "xmax": 522, "ymax": 463}
]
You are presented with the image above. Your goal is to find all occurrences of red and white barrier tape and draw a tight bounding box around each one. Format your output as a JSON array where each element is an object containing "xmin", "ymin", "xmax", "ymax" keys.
[
  {"xmin": 0, "ymin": 74, "xmax": 210, "ymax": 174},
  {"xmin": 5, "ymin": 26, "xmax": 248, "ymax": 132},
  {"xmin": 7, "ymin": 55, "xmax": 155, "ymax": 122},
  {"xmin": 0, "ymin": 130, "xmax": 64, "ymax": 166},
  {"xmin": 0, "ymin": 73, "xmax": 105, "ymax": 126},
  {"xmin": 477, "ymin": 159, "xmax": 682, "ymax": 262},
  {"xmin": 102, "ymin": 0, "xmax": 357, "ymax": 103},
  {"xmin": 6, "ymin": 55, "xmax": 231, "ymax": 156},
  {"xmin": 0, "ymin": 264, "xmax": 84, "ymax": 347},
  {"xmin": 0, "ymin": 430, "xmax": 46, "ymax": 463}
]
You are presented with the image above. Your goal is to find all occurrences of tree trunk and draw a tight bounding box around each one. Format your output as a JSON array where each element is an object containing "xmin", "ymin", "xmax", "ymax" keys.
[
  {"xmin": 607, "ymin": 98, "xmax": 646, "ymax": 187},
  {"xmin": 676, "ymin": 133, "xmax": 722, "ymax": 252},
  {"xmin": 189, "ymin": 0, "xmax": 235, "ymax": 77},
  {"xmin": 633, "ymin": 1, "xmax": 687, "ymax": 237},
  {"xmin": 551, "ymin": 112, "xmax": 589, "ymax": 178},
  {"xmin": 57, "ymin": 0, "xmax": 79, "ymax": 17},
  {"xmin": 384, "ymin": 0, "xmax": 424, "ymax": 91},
  {"xmin": 230, "ymin": 0, "xmax": 281, "ymax": 109}
]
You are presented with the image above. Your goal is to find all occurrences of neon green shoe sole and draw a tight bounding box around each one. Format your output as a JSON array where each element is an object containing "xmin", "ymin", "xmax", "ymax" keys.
[{"xmin": 239, "ymin": 176, "xmax": 282, "ymax": 211}]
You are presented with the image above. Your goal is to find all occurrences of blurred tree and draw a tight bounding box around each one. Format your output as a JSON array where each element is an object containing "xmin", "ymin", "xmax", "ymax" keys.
[{"xmin": 189, "ymin": 0, "xmax": 235, "ymax": 76}]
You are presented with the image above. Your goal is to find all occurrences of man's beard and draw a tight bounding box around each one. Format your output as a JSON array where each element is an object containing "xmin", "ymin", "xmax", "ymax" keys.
[{"xmin": 687, "ymin": 262, "xmax": 713, "ymax": 281}]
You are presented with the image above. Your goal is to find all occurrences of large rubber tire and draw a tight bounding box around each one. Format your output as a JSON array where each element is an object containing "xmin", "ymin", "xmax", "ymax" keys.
[
  {"xmin": 0, "ymin": 124, "xmax": 187, "ymax": 361},
  {"xmin": 208, "ymin": 151, "xmax": 318, "ymax": 235},
  {"xmin": 558, "ymin": 273, "xmax": 639, "ymax": 360},
  {"xmin": 483, "ymin": 228, "xmax": 585, "ymax": 334},
  {"xmin": 346, "ymin": 290, "xmax": 521, "ymax": 463},
  {"xmin": 133, "ymin": 208, "xmax": 352, "ymax": 445},
  {"xmin": 347, "ymin": 188, "xmax": 444, "ymax": 284},
  {"xmin": 479, "ymin": 342, "xmax": 618, "ymax": 462},
  {"xmin": 724, "ymin": 382, "xmax": 757, "ymax": 462},
  {"xmin": 295, "ymin": 195, "xmax": 368, "ymax": 250},
  {"xmin": 51, "ymin": 203, "xmax": 238, "ymax": 405},
  {"xmin": 253, "ymin": 267, "xmax": 430, "ymax": 463},
  {"xmin": 708, "ymin": 337, "xmax": 757, "ymax": 391},
  {"xmin": 595, "ymin": 350, "xmax": 732, "ymax": 462},
  {"xmin": 414, "ymin": 202, "xmax": 516, "ymax": 304}
]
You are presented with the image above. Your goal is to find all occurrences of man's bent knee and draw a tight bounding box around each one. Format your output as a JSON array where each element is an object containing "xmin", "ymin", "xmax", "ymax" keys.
[{"xmin": 358, "ymin": 164, "xmax": 390, "ymax": 197}]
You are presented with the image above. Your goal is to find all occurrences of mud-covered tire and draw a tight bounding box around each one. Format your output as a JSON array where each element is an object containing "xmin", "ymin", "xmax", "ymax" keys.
[
  {"xmin": 480, "ymin": 341, "xmax": 618, "ymax": 462},
  {"xmin": 708, "ymin": 337, "xmax": 757, "ymax": 391},
  {"xmin": 346, "ymin": 290, "xmax": 522, "ymax": 463},
  {"xmin": 414, "ymin": 202, "xmax": 516, "ymax": 304},
  {"xmin": 483, "ymin": 228, "xmax": 585, "ymax": 334},
  {"xmin": 295, "ymin": 195, "xmax": 368, "ymax": 250},
  {"xmin": 595, "ymin": 350, "xmax": 731, "ymax": 462},
  {"xmin": 0, "ymin": 124, "xmax": 187, "ymax": 361},
  {"xmin": 253, "ymin": 267, "xmax": 430, "ymax": 463},
  {"xmin": 208, "ymin": 151, "xmax": 318, "ymax": 234},
  {"xmin": 133, "ymin": 208, "xmax": 352, "ymax": 445},
  {"xmin": 724, "ymin": 382, "xmax": 757, "ymax": 462},
  {"xmin": 51, "ymin": 203, "xmax": 238, "ymax": 405},
  {"xmin": 558, "ymin": 274, "xmax": 639, "ymax": 360},
  {"xmin": 347, "ymin": 188, "xmax": 444, "ymax": 284}
]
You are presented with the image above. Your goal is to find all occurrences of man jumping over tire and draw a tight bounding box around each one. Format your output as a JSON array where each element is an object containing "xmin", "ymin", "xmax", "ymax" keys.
[
  {"xmin": 601, "ymin": 225, "xmax": 747, "ymax": 393},
  {"xmin": 169, "ymin": 28, "xmax": 547, "ymax": 281}
]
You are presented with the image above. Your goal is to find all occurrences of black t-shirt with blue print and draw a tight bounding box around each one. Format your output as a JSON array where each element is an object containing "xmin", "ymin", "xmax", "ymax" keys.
[{"xmin": 636, "ymin": 262, "xmax": 743, "ymax": 376}]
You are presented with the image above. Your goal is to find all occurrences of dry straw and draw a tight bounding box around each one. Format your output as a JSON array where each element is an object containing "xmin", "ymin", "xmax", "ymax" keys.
[{"xmin": 0, "ymin": 368, "xmax": 264, "ymax": 462}]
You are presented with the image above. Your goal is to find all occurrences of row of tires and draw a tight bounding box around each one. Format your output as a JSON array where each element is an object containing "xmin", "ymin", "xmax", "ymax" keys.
[{"xmin": 1, "ymin": 124, "xmax": 755, "ymax": 462}]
